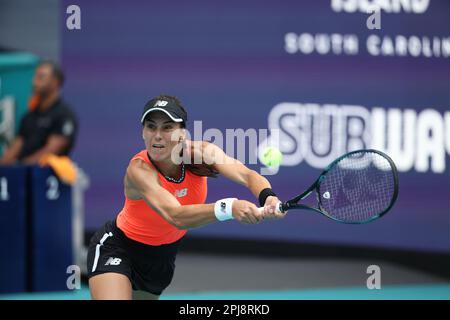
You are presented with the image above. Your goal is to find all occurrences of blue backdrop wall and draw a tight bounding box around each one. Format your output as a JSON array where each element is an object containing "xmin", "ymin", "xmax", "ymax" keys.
[{"xmin": 62, "ymin": 0, "xmax": 450, "ymax": 253}]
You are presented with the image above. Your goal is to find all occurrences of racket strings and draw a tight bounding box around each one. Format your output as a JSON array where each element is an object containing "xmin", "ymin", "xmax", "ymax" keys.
[{"xmin": 318, "ymin": 151, "xmax": 396, "ymax": 223}]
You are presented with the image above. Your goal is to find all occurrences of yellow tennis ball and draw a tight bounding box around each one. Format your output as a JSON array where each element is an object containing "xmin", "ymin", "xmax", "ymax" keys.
[{"xmin": 261, "ymin": 147, "xmax": 283, "ymax": 167}]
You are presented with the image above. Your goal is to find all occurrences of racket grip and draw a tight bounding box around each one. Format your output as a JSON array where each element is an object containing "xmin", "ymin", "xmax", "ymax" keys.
[{"xmin": 258, "ymin": 201, "xmax": 283, "ymax": 214}]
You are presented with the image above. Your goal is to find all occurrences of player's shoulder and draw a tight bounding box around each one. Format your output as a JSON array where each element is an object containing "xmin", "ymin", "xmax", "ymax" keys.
[
  {"xmin": 196, "ymin": 140, "xmax": 227, "ymax": 164},
  {"xmin": 127, "ymin": 155, "xmax": 157, "ymax": 177},
  {"xmin": 187, "ymin": 139, "xmax": 209, "ymax": 149},
  {"xmin": 190, "ymin": 140, "xmax": 221, "ymax": 153},
  {"xmin": 125, "ymin": 157, "xmax": 160, "ymax": 191},
  {"xmin": 186, "ymin": 140, "xmax": 218, "ymax": 163},
  {"xmin": 128, "ymin": 156, "xmax": 151, "ymax": 171}
]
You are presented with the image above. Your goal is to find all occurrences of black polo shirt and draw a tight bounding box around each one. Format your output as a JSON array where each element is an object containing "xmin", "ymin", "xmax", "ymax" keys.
[{"xmin": 17, "ymin": 98, "xmax": 78, "ymax": 160}]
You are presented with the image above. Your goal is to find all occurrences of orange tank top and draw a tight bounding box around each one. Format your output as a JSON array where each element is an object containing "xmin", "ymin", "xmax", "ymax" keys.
[{"xmin": 116, "ymin": 150, "xmax": 208, "ymax": 245}]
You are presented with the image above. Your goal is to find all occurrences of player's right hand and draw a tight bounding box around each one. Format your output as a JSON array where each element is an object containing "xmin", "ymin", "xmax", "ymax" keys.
[
  {"xmin": 232, "ymin": 200, "xmax": 264, "ymax": 224},
  {"xmin": 263, "ymin": 196, "xmax": 287, "ymax": 219}
]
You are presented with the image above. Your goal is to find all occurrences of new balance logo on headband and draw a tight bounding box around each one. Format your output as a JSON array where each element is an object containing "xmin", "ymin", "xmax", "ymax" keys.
[
  {"xmin": 154, "ymin": 100, "xmax": 168, "ymax": 107},
  {"xmin": 141, "ymin": 97, "xmax": 187, "ymax": 124}
]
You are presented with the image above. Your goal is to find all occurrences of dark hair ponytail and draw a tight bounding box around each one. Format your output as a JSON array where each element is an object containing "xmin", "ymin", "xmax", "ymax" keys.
[{"xmin": 185, "ymin": 163, "xmax": 219, "ymax": 178}]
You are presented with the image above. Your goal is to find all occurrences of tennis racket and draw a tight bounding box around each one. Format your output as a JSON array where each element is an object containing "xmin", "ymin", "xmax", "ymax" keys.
[{"xmin": 267, "ymin": 149, "xmax": 399, "ymax": 224}]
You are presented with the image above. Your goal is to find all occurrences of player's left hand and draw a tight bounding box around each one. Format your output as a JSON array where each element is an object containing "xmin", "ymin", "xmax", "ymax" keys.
[{"xmin": 263, "ymin": 196, "xmax": 287, "ymax": 219}]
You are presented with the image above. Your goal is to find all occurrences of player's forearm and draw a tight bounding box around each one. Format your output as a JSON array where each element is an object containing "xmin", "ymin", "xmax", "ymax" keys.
[
  {"xmin": 170, "ymin": 203, "xmax": 217, "ymax": 230},
  {"xmin": 140, "ymin": 190, "xmax": 218, "ymax": 229},
  {"xmin": 245, "ymin": 170, "xmax": 272, "ymax": 200}
]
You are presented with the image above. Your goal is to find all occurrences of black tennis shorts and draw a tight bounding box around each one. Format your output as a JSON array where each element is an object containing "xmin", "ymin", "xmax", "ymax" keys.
[{"xmin": 87, "ymin": 219, "xmax": 182, "ymax": 295}]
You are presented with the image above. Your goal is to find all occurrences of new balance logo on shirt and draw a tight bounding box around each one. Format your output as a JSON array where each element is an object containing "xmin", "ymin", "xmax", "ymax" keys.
[
  {"xmin": 175, "ymin": 188, "xmax": 188, "ymax": 198},
  {"xmin": 105, "ymin": 257, "xmax": 122, "ymax": 266}
]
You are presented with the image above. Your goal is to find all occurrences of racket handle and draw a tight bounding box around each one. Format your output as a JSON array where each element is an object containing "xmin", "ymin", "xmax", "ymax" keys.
[{"xmin": 258, "ymin": 201, "xmax": 283, "ymax": 214}]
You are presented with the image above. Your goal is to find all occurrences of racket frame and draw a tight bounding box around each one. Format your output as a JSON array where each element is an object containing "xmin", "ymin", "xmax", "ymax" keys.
[{"xmin": 279, "ymin": 149, "xmax": 399, "ymax": 224}]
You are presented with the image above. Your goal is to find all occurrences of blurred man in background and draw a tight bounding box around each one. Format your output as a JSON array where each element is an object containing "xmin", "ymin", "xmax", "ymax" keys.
[{"xmin": 0, "ymin": 60, "xmax": 78, "ymax": 165}]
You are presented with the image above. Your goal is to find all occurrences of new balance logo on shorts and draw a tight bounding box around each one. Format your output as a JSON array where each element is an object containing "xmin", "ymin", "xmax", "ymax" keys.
[{"xmin": 105, "ymin": 257, "xmax": 122, "ymax": 266}]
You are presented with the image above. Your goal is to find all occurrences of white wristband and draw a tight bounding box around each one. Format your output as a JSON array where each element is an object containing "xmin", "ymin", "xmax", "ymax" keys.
[{"xmin": 214, "ymin": 198, "xmax": 237, "ymax": 221}]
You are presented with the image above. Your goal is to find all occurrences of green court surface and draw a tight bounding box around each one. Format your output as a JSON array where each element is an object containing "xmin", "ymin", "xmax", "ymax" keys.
[{"xmin": 1, "ymin": 284, "xmax": 450, "ymax": 300}]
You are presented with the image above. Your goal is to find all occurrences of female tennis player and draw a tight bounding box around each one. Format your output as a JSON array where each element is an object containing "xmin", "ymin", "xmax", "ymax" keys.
[{"xmin": 87, "ymin": 95, "xmax": 286, "ymax": 300}]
